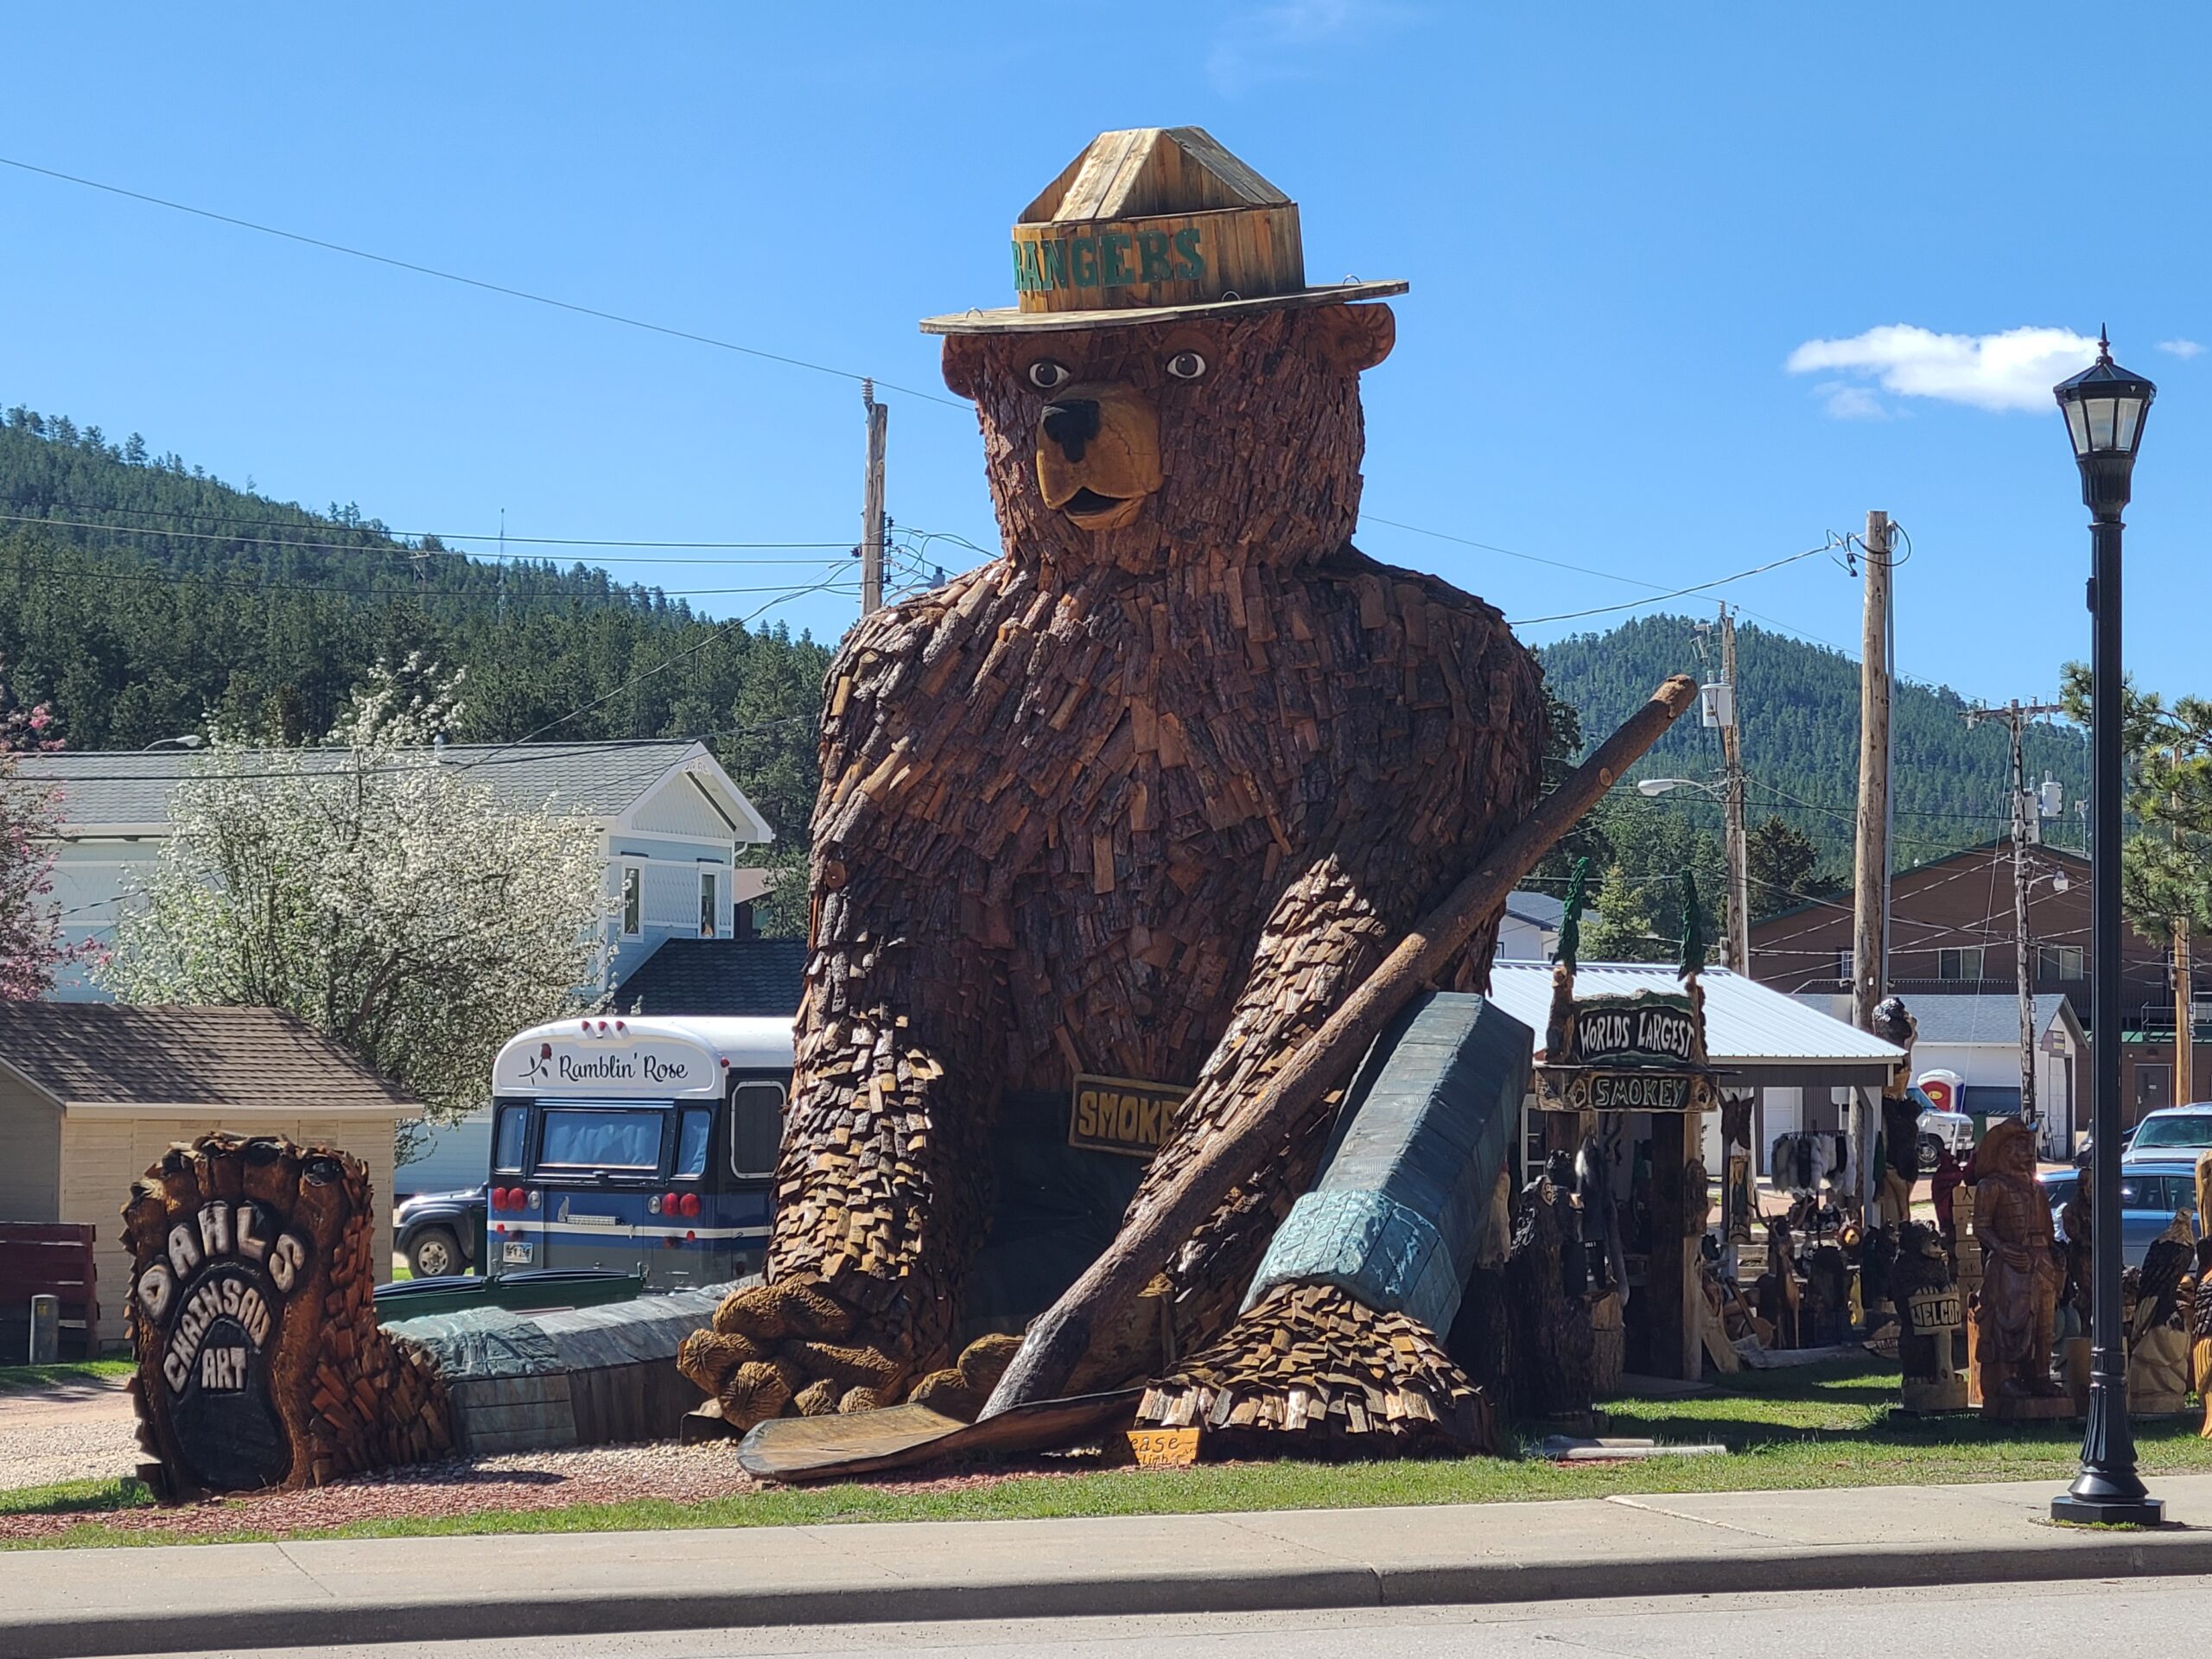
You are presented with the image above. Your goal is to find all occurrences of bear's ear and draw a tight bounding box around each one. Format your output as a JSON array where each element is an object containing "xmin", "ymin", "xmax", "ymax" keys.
[
  {"xmin": 941, "ymin": 336, "xmax": 987, "ymax": 401},
  {"xmin": 1313, "ymin": 303, "xmax": 1395, "ymax": 374}
]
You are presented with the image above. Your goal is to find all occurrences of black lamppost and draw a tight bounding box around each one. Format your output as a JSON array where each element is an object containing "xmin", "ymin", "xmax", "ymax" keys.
[{"xmin": 2050, "ymin": 331, "xmax": 2162, "ymax": 1528}]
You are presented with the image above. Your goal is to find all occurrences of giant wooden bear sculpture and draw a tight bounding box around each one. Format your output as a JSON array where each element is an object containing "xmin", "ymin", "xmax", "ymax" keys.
[{"xmin": 681, "ymin": 127, "xmax": 1548, "ymax": 1427}]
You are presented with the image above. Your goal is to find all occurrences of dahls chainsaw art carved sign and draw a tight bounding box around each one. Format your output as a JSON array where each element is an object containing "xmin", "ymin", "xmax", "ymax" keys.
[{"xmin": 123, "ymin": 1133, "xmax": 450, "ymax": 1497}]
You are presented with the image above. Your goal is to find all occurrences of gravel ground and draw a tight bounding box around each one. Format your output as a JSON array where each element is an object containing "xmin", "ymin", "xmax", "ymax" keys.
[
  {"xmin": 0, "ymin": 1436, "xmax": 1123, "ymax": 1544},
  {"xmin": 0, "ymin": 1380, "xmax": 142, "ymax": 1491}
]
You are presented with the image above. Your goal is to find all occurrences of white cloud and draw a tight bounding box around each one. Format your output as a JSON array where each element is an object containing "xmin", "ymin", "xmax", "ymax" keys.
[
  {"xmin": 1207, "ymin": 0, "xmax": 1408, "ymax": 95},
  {"xmin": 2158, "ymin": 338, "xmax": 2203, "ymax": 359},
  {"xmin": 1784, "ymin": 325, "xmax": 2100, "ymax": 415}
]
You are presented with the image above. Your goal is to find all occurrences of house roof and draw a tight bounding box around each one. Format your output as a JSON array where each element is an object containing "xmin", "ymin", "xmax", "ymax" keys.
[
  {"xmin": 614, "ymin": 938, "xmax": 808, "ymax": 1020},
  {"xmin": 1503, "ymin": 890, "xmax": 1566, "ymax": 930},
  {"xmin": 19, "ymin": 740, "xmax": 772, "ymax": 840},
  {"xmin": 1485, "ymin": 961, "xmax": 1904, "ymax": 1076},
  {"xmin": 1789, "ymin": 990, "xmax": 2079, "ymax": 1048},
  {"xmin": 0, "ymin": 1003, "xmax": 420, "ymax": 1116}
]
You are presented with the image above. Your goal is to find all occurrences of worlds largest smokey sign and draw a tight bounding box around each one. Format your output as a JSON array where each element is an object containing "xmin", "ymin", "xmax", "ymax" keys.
[{"xmin": 1536, "ymin": 991, "xmax": 1716, "ymax": 1116}]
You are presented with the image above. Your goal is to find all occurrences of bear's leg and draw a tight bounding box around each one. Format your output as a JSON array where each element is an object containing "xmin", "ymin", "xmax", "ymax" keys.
[{"xmin": 683, "ymin": 897, "xmax": 1007, "ymax": 1426}]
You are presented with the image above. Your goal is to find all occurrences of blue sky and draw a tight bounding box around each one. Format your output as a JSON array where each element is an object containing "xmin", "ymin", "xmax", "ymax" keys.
[{"xmin": 2, "ymin": 3, "xmax": 2204, "ymax": 706}]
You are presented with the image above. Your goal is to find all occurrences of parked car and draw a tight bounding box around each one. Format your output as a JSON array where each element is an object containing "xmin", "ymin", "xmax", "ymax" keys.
[
  {"xmin": 394, "ymin": 1185, "xmax": 486, "ymax": 1279},
  {"xmin": 2039, "ymin": 1159, "xmax": 2201, "ymax": 1268},
  {"xmin": 2121, "ymin": 1105, "xmax": 2212, "ymax": 1160}
]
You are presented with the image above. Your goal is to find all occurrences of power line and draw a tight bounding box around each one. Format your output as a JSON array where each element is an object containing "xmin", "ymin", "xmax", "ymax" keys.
[
  {"xmin": 0, "ymin": 490, "xmax": 865, "ymax": 554},
  {"xmin": 0, "ymin": 509, "xmax": 854, "ymax": 566},
  {"xmin": 459, "ymin": 569, "xmax": 856, "ymax": 766},
  {"xmin": 1508, "ymin": 535, "xmax": 1848, "ymax": 626},
  {"xmin": 0, "ymin": 543, "xmax": 857, "ymax": 603},
  {"xmin": 1357, "ymin": 515, "xmax": 1670, "ymax": 591},
  {"xmin": 0, "ymin": 155, "xmax": 965, "ymax": 410}
]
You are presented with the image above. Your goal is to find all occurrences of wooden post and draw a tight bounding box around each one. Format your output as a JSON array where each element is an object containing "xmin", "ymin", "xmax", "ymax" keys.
[
  {"xmin": 1719, "ymin": 605, "xmax": 1750, "ymax": 979},
  {"xmin": 1853, "ymin": 511, "xmax": 1892, "ymax": 1034},
  {"xmin": 1851, "ymin": 512, "xmax": 1893, "ymax": 1218},
  {"xmin": 2012, "ymin": 707, "xmax": 2038, "ymax": 1130},
  {"xmin": 860, "ymin": 380, "xmax": 887, "ymax": 616},
  {"xmin": 1965, "ymin": 698, "xmax": 2064, "ymax": 1142},
  {"xmin": 1647, "ymin": 1110, "xmax": 1703, "ymax": 1382},
  {"xmin": 2176, "ymin": 918, "xmax": 2194, "ymax": 1108},
  {"xmin": 982, "ymin": 675, "xmax": 1702, "ymax": 1417}
]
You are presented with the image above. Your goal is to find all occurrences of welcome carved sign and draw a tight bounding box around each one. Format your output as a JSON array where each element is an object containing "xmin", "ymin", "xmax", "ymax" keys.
[{"xmin": 122, "ymin": 1132, "xmax": 452, "ymax": 1498}]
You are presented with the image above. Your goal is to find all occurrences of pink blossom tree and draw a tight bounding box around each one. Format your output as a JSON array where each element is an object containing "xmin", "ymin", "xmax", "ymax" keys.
[{"xmin": 0, "ymin": 670, "xmax": 72, "ymax": 998}]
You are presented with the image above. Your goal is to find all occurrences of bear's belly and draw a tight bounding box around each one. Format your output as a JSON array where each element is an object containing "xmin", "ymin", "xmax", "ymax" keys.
[{"xmin": 1002, "ymin": 799, "xmax": 1284, "ymax": 1094}]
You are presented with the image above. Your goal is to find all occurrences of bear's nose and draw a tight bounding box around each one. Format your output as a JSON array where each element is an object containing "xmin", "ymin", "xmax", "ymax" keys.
[{"xmin": 1040, "ymin": 398, "xmax": 1101, "ymax": 462}]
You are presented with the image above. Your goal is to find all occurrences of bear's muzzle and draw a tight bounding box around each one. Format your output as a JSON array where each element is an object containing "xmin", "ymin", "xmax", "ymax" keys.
[{"xmin": 1035, "ymin": 382, "xmax": 1161, "ymax": 532}]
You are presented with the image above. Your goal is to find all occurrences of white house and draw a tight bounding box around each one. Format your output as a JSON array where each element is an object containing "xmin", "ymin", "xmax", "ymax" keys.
[
  {"xmin": 1496, "ymin": 889, "xmax": 1591, "ymax": 963},
  {"xmin": 22, "ymin": 740, "xmax": 778, "ymax": 1001}
]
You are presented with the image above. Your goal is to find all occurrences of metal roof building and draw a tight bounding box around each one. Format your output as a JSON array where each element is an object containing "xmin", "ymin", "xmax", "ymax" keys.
[
  {"xmin": 1487, "ymin": 963, "xmax": 1904, "ymax": 1087},
  {"xmin": 1485, "ymin": 962, "xmax": 1906, "ymax": 1184}
]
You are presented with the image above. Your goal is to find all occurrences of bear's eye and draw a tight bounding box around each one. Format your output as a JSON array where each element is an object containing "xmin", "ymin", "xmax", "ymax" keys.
[
  {"xmin": 1165, "ymin": 351, "xmax": 1208, "ymax": 381},
  {"xmin": 1027, "ymin": 359, "xmax": 1071, "ymax": 391}
]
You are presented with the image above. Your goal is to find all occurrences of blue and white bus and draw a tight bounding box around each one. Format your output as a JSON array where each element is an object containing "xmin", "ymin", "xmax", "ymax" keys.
[{"xmin": 486, "ymin": 1014, "xmax": 793, "ymax": 1289}]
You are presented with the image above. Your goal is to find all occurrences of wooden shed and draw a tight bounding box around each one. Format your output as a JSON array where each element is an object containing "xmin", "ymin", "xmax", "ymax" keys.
[{"xmin": 0, "ymin": 1004, "xmax": 420, "ymax": 1350}]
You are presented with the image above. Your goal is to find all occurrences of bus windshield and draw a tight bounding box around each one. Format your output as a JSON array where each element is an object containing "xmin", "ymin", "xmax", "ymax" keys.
[{"xmin": 534, "ymin": 1106, "xmax": 664, "ymax": 1173}]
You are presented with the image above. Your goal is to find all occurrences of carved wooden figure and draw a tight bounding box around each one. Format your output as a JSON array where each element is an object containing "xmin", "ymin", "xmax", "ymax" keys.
[
  {"xmin": 2127, "ymin": 1213, "xmax": 2196, "ymax": 1416},
  {"xmin": 1891, "ymin": 1220, "xmax": 1967, "ymax": 1412},
  {"xmin": 121, "ymin": 1132, "xmax": 451, "ymax": 1497},
  {"xmin": 1969, "ymin": 1119, "xmax": 2066, "ymax": 1415},
  {"xmin": 678, "ymin": 128, "xmax": 1548, "ymax": 1427},
  {"xmin": 1870, "ymin": 997, "xmax": 1920, "ymax": 1228}
]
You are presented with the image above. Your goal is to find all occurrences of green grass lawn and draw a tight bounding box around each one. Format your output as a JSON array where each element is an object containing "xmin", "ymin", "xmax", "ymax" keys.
[
  {"xmin": 0, "ymin": 1360, "xmax": 134, "ymax": 1392},
  {"xmin": 9, "ymin": 1356, "xmax": 2211, "ymax": 1549}
]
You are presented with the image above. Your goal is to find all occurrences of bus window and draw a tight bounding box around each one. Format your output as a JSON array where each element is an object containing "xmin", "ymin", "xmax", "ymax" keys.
[
  {"xmin": 676, "ymin": 1108, "xmax": 713, "ymax": 1179},
  {"xmin": 493, "ymin": 1105, "xmax": 526, "ymax": 1174},
  {"xmin": 730, "ymin": 1082, "xmax": 785, "ymax": 1179},
  {"xmin": 537, "ymin": 1107, "xmax": 664, "ymax": 1173}
]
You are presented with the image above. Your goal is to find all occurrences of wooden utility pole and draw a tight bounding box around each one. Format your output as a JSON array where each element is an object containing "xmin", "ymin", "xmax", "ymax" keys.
[
  {"xmin": 860, "ymin": 380, "xmax": 887, "ymax": 616},
  {"xmin": 2176, "ymin": 917, "xmax": 2194, "ymax": 1107},
  {"xmin": 1719, "ymin": 605, "xmax": 1751, "ymax": 979},
  {"xmin": 1963, "ymin": 699, "xmax": 2065, "ymax": 1137},
  {"xmin": 1853, "ymin": 511, "xmax": 1893, "ymax": 1032}
]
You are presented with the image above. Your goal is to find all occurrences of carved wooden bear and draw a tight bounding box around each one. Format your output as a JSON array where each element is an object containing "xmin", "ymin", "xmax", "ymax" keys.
[{"xmin": 681, "ymin": 299, "xmax": 1548, "ymax": 1427}]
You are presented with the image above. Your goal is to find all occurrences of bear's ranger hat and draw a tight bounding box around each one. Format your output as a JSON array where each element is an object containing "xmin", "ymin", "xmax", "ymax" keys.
[{"xmin": 919, "ymin": 126, "xmax": 1405, "ymax": 336}]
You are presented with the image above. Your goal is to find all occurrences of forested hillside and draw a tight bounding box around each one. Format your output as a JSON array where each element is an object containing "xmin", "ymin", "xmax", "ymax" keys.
[
  {"xmin": 0, "ymin": 405, "xmax": 2098, "ymax": 959},
  {"xmin": 0, "ymin": 407, "xmax": 834, "ymax": 853},
  {"xmin": 1538, "ymin": 613, "xmax": 2090, "ymax": 872}
]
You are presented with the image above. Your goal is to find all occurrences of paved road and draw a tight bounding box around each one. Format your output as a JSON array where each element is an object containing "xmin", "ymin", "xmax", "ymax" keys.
[{"xmin": 125, "ymin": 1574, "xmax": 2212, "ymax": 1658}]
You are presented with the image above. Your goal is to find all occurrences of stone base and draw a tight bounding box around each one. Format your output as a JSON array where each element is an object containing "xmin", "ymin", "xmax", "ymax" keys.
[
  {"xmin": 1898, "ymin": 1376, "xmax": 1969, "ymax": 1414},
  {"xmin": 1980, "ymin": 1391, "xmax": 2077, "ymax": 1421}
]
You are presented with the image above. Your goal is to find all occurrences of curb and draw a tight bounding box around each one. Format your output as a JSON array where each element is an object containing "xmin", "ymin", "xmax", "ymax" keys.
[{"xmin": 8, "ymin": 1529, "xmax": 2212, "ymax": 1658}]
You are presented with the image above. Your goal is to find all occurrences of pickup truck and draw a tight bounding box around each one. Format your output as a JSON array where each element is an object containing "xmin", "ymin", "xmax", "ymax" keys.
[{"xmin": 393, "ymin": 1185, "xmax": 486, "ymax": 1279}]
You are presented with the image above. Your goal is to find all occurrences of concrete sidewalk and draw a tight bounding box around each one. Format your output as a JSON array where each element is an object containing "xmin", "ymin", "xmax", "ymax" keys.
[{"xmin": 9, "ymin": 1474, "xmax": 2212, "ymax": 1659}]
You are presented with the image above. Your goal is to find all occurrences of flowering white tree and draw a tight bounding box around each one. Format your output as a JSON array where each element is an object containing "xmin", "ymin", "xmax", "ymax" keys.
[{"xmin": 99, "ymin": 661, "xmax": 610, "ymax": 1126}]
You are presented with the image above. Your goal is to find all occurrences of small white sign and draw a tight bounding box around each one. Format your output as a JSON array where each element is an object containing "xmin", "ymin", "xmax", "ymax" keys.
[{"xmin": 493, "ymin": 1033, "xmax": 721, "ymax": 1098}]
